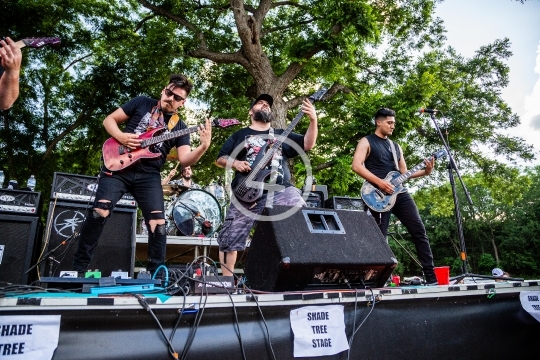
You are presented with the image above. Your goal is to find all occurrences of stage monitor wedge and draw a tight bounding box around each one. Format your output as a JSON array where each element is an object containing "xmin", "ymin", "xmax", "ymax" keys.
[{"xmin": 245, "ymin": 206, "xmax": 397, "ymax": 292}]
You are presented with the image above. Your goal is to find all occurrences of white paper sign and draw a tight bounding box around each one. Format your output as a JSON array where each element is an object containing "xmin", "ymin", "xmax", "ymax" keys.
[
  {"xmin": 520, "ymin": 291, "xmax": 540, "ymax": 322},
  {"xmin": 290, "ymin": 305, "xmax": 349, "ymax": 357},
  {"xmin": 0, "ymin": 315, "xmax": 61, "ymax": 359}
]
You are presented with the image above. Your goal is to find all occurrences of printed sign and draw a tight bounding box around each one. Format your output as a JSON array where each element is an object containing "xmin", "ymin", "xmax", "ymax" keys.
[
  {"xmin": 520, "ymin": 291, "xmax": 540, "ymax": 323},
  {"xmin": 290, "ymin": 305, "xmax": 348, "ymax": 357},
  {"xmin": 0, "ymin": 315, "xmax": 61, "ymax": 359}
]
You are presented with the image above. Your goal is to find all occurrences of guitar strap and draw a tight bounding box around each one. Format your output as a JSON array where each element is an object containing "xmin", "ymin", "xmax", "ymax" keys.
[
  {"xmin": 389, "ymin": 140, "xmax": 399, "ymax": 171},
  {"xmin": 167, "ymin": 114, "xmax": 180, "ymax": 131}
]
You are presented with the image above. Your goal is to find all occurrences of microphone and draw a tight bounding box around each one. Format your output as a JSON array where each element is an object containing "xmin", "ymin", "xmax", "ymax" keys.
[{"xmin": 418, "ymin": 108, "xmax": 438, "ymax": 114}]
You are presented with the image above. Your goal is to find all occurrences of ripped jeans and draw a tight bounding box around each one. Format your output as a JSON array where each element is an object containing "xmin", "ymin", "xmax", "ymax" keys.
[{"xmin": 72, "ymin": 166, "xmax": 166, "ymax": 273}]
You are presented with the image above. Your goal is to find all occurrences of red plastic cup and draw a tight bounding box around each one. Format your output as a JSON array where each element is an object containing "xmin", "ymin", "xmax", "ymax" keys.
[
  {"xmin": 392, "ymin": 275, "xmax": 400, "ymax": 286},
  {"xmin": 434, "ymin": 266, "xmax": 450, "ymax": 285}
]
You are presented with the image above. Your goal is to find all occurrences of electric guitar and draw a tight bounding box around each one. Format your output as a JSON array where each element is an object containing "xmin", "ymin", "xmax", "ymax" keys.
[
  {"xmin": 102, "ymin": 118, "xmax": 240, "ymax": 171},
  {"xmin": 0, "ymin": 37, "xmax": 61, "ymax": 52},
  {"xmin": 232, "ymin": 87, "xmax": 328, "ymax": 203},
  {"xmin": 361, "ymin": 148, "xmax": 447, "ymax": 212}
]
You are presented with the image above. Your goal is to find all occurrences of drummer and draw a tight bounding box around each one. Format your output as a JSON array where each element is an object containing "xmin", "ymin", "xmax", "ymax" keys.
[{"xmin": 162, "ymin": 165, "xmax": 201, "ymax": 189}]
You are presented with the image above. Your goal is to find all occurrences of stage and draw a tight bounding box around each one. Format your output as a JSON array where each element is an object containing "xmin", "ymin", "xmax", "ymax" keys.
[{"xmin": 1, "ymin": 279, "xmax": 539, "ymax": 359}]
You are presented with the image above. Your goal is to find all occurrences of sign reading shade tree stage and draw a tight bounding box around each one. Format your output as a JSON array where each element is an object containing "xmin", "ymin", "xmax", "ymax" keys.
[
  {"xmin": 290, "ymin": 305, "xmax": 348, "ymax": 357},
  {"xmin": 0, "ymin": 315, "xmax": 60, "ymax": 359}
]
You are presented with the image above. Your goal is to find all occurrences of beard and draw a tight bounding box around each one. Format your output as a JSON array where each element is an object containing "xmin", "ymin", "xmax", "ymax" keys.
[
  {"xmin": 183, "ymin": 175, "xmax": 192, "ymax": 180},
  {"xmin": 253, "ymin": 109, "xmax": 273, "ymax": 123}
]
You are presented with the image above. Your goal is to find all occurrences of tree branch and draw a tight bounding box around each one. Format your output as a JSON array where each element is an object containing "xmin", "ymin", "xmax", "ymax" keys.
[
  {"xmin": 64, "ymin": 53, "xmax": 93, "ymax": 71},
  {"xmin": 43, "ymin": 90, "xmax": 98, "ymax": 160}
]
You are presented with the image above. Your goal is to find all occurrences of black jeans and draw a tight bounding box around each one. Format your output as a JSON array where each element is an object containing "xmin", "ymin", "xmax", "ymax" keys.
[
  {"xmin": 368, "ymin": 191, "xmax": 436, "ymax": 283},
  {"xmin": 73, "ymin": 165, "xmax": 166, "ymax": 273}
]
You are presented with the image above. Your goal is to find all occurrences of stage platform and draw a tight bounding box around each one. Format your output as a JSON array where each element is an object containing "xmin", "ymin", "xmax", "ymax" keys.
[{"xmin": 1, "ymin": 279, "xmax": 539, "ymax": 359}]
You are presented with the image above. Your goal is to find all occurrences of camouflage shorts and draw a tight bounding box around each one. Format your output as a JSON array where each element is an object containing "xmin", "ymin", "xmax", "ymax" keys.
[{"xmin": 216, "ymin": 186, "xmax": 305, "ymax": 252}]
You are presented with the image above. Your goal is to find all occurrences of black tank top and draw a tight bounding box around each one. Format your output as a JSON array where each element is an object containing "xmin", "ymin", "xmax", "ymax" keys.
[{"xmin": 364, "ymin": 134, "xmax": 400, "ymax": 179}]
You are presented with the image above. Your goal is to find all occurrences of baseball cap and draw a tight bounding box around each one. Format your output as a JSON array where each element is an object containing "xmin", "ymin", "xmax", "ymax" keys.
[
  {"xmin": 250, "ymin": 94, "xmax": 273, "ymax": 109},
  {"xmin": 492, "ymin": 268, "xmax": 504, "ymax": 276}
]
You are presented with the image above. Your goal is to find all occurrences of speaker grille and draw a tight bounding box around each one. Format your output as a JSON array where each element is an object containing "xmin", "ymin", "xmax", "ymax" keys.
[
  {"xmin": 40, "ymin": 201, "xmax": 136, "ymax": 278},
  {"xmin": 0, "ymin": 214, "xmax": 40, "ymax": 284},
  {"xmin": 325, "ymin": 196, "xmax": 365, "ymax": 211}
]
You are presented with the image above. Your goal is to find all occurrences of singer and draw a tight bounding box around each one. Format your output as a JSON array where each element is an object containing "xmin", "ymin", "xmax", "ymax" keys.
[
  {"xmin": 214, "ymin": 93, "xmax": 318, "ymax": 277},
  {"xmin": 352, "ymin": 107, "xmax": 438, "ymax": 285}
]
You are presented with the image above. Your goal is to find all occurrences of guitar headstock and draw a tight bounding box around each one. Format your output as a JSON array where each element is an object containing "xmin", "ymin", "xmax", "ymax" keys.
[
  {"xmin": 212, "ymin": 118, "xmax": 241, "ymax": 128},
  {"xmin": 432, "ymin": 148, "xmax": 448, "ymax": 160},
  {"xmin": 21, "ymin": 37, "xmax": 61, "ymax": 49},
  {"xmin": 308, "ymin": 87, "xmax": 329, "ymax": 103}
]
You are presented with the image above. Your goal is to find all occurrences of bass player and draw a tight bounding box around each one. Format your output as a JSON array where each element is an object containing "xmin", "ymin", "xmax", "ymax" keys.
[{"xmin": 214, "ymin": 93, "xmax": 318, "ymax": 277}]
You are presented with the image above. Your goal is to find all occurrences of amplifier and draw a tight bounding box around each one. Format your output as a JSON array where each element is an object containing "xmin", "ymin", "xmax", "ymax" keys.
[
  {"xmin": 304, "ymin": 191, "xmax": 324, "ymax": 208},
  {"xmin": 325, "ymin": 196, "xmax": 365, "ymax": 211},
  {"xmin": 0, "ymin": 189, "xmax": 41, "ymax": 215},
  {"xmin": 51, "ymin": 172, "xmax": 136, "ymax": 208}
]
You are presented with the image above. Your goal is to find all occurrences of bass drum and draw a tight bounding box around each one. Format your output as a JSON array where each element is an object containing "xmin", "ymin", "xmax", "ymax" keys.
[{"xmin": 171, "ymin": 189, "xmax": 222, "ymax": 236}]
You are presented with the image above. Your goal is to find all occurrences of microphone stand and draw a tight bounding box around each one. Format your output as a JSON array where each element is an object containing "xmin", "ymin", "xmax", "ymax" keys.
[
  {"xmin": 428, "ymin": 113, "xmax": 523, "ymax": 284},
  {"xmin": 25, "ymin": 232, "xmax": 79, "ymax": 278}
]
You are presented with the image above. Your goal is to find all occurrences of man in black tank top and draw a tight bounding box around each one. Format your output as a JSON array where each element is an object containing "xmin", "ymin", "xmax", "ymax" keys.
[{"xmin": 352, "ymin": 108, "xmax": 438, "ymax": 285}]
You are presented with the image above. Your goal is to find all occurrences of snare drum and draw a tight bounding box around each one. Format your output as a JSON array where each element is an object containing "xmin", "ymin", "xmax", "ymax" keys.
[{"xmin": 169, "ymin": 189, "xmax": 222, "ymax": 236}]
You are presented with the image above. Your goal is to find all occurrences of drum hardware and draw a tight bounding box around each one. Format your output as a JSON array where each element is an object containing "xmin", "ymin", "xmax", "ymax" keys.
[{"xmin": 162, "ymin": 183, "xmax": 189, "ymax": 196}]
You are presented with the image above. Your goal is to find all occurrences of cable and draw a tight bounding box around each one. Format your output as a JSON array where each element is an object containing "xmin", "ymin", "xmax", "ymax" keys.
[
  {"xmin": 347, "ymin": 288, "xmax": 376, "ymax": 360},
  {"xmin": 132, "ymin": 294, "xmax": 179, "ymax": 359}
]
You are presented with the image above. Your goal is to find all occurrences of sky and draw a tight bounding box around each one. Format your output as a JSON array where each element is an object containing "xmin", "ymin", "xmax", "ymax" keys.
[{"xmin": 434, "ymin": 0, "xmax": 540, "ymax": 166}]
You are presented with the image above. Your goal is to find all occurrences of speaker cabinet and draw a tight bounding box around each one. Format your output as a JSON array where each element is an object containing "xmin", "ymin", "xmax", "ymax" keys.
[
  {"xmin": 244, "ymin": 206, "xmax": 397, "ymax": 291},
  {"xmin": 0, "ymin": 214, "xmax": 41, "ymax": 284},
  {"xmin": 40, "ymin": 201, "xmax": 136, "ymax": 278}
]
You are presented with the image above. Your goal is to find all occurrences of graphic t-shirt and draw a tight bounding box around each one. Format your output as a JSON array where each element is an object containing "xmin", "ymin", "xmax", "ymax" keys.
[
  {"xmin": 118, "ymin": 96, "xmax": 190, "ymax": 173},
  {"xmin": 217, "ymin": 127, "xmax": 305, "ymax": 187}
]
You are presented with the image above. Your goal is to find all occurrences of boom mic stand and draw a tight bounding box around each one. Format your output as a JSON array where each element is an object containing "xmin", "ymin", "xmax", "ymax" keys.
[
  {"xmin": 25, "ymin": 232, "xmax": 79, "ymax": 278},
  {"xmin": 428, "ymin": 112, "xmax": 523, "ymax": 284}
]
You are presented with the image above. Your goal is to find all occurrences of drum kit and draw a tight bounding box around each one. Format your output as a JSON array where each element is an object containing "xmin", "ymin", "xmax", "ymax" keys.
[{"xmin": 159, "ymin": 182, "xmax": 228, "ymax": 237}]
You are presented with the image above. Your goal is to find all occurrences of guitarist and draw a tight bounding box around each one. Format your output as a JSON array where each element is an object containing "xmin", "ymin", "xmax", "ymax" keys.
[
  {"xmin": 214, "ymin": 94, "xmax": 318, "ymax": 277},
  {"xmin": 0, "ymin": 37, "xmax": 22, "ymax": 110},
  {"xmin": 352, "ymin": 108, "xmax": 438, "ymax": 285},
  {"xmin": 72, "ymin": 74, "xmax": 212, "ymax": 275}
]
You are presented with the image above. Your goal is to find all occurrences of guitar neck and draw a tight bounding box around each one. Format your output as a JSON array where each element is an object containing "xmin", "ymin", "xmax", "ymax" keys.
[
  {"xmin": 391, "ymin": 160, "xmax": 427, "ymax": 186},
  {"xmin": 141, "ymin": 125, "xmax": 199, "ymax": 148}
]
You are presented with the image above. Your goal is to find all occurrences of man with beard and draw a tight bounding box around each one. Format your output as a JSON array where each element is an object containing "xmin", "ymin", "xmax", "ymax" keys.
[
  {"xmin": 214, "ymin": 93, "xmax": 318, "ymax": 276},
  {"xmin": 72, "ymin": 74, "xmax": 212, "ymax": 275},
  {"xmin": 162, "ymin": 165, "xmax": 201, "ymax": 189}
]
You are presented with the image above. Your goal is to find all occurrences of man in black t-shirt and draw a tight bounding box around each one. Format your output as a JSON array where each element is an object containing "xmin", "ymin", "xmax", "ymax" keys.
[
  {"xmin": 352, "ymin": 107, "xmax": 437, "ymax": 285},
  {"xmin": 73, "ymin": 74, "xmax": 212, "ymax": 274},
  {"xmin": 214, "ymin": 93, "xmax": 318, "ymax": 276},
  {"xmin": 0, "ymin": 37, "xmax": 22, "ymax": 110}
]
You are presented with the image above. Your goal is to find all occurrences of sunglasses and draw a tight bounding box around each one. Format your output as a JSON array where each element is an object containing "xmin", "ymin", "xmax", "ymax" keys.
[{"xmin": 164, "ymin": 88, "xmax": 185, "ymax": 102}]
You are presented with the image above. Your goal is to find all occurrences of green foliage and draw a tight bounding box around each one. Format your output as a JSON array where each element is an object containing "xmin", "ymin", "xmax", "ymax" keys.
[{"xmin": 0, "ymin": 1, "xmax": 538, "ymax": 278}]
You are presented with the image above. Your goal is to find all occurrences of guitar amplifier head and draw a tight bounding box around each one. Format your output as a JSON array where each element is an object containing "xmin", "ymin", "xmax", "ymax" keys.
[
  {"xmin": 305, "ymin": 191, "xmax": 324, "ymax": 208},
  {"xmin": 51, "ymin": 172, "xmax": 137, "ymax": 207},
  {"xmin": 0, "ymin": 189, "xmax": 42, "ymax": 216},
  {"xmin": 325, "ymin": 196, "xmax": 365, "ymax": 211}
]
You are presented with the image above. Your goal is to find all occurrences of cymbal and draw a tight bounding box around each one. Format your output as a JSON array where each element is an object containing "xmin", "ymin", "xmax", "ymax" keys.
[{"xmin": 162, "ymin": 184, "xmax": 189, "ymax": 196}]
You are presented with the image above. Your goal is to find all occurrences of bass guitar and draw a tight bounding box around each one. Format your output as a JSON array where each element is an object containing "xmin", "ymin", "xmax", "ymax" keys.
[
  {"xmin": 361, "ymin": 148, "xmax": 447, "ymax": 212},
  {"xmin": 102, "ymin": 118, "xmax": 240, "ymax": 171},
  {"xmin": 232, "ymin": 88, "xmax": 328, "ymax": 203}
]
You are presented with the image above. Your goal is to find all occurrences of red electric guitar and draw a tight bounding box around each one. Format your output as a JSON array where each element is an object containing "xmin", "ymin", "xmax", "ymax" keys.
[{"xmin": 102, "ymin": 118, "xmax": 240, "ymax": 171}]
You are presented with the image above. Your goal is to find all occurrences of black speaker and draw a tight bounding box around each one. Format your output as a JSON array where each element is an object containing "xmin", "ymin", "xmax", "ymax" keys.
[
  {"xmin": 244, "ymin": 206, "xmax": 397, "ymax": 291},
  {"xmin": 40, "ymin": 201, "xmax": 136, "ymax": 278},
  {"xmin": 325, "ymin": 196, "xmax": 365, "ymax": 211},
  {"xmin": 0, "ymin": 214, "xmax": 41, "ymax": 284}
]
